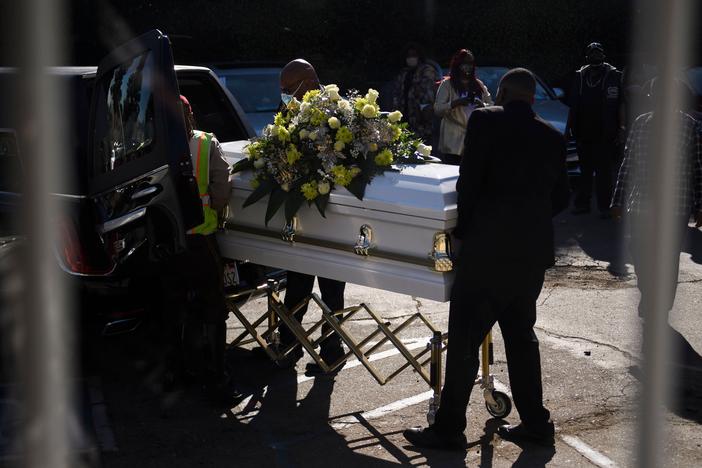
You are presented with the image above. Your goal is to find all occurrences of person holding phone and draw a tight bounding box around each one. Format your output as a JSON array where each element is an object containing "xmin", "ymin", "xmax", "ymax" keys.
[{"xmin": 434, "ymin": 49, "xmax": 492, "ymax": 165}]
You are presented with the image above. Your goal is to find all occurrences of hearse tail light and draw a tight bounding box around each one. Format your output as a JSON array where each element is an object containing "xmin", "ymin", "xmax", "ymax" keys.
[{"xmin": 56, "ymin": 216, "xmax": 114, "ymax": 276}]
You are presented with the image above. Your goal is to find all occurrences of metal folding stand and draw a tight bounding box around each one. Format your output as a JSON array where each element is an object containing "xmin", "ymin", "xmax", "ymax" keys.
[{"xmin": 227, "ymin": 279, "xmax": 511, "ymax": 422}]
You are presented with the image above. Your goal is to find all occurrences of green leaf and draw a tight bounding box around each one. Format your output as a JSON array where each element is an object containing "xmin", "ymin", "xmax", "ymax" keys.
[
  {"xmin": 284, "ymin": 190, "xmax": 305, "ymax": 222},
  {"xmin": 231, "ymin": 158, "xmax": 254, "ymax": 173},
  {"xmin": 314, "ymin": 194, "xmax": 330, "ymax": 217},
  {"xmin": 242, "ymin": 179, "xmax": 274, "ymax": 208},
  {"xmin": 265, "ymin": 188, "xmax": 288, "ymax": 226},
  {"xmin": 346, "ymin": 176, "xmax": 367, "ymax": 201}
]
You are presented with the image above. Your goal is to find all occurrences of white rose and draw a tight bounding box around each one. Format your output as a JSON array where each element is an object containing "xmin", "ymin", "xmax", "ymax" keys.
[
  {"xmin": 338, "ymin": 99, "xmax": 351, "ymax": 111},
  {"xmin": 253, "ymin": 158, "xmax": 266, "ymax": 169},
  {"xmin": 309, "ymin": 130, "xmax": 318, "ymax": 141},
  {"xmin": 324, "ymin": 84, "xmax": 339, "ymax": 93},
  {"xmin": 417, "ymin": 143, "xmax": 432, "ymax": 156},
  {"xmin": 300, "ymin": 102, "xmax": 311, "ymax": 114},
  {"xmin": 318, "ymin": 181, "xmax": 331, "ymax": 195},
  {"xmin": 361, "ymin": 104, "xmax": 378, "ymax": 119},
  {"xmin": 366, "ymin": 88, "xmax": 379, "ymax": 104},
  {"xmin": 328, "ymin": 117, "xmax": 341, "ymax": 129},
  {"xmin": 334, "ymin": 140, "xmax": 345, "ymax": 152},
  {"xmin": 388, "ymin": 110, "xmax": 403, "ymax": 123}
]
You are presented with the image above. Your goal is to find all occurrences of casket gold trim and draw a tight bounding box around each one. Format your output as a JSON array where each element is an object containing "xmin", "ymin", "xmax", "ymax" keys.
[
  {"xmin": 428, "ymin": 232, "xmax": 453, "ymax": 272},
  {"xmin": 225, "ymin": 222, "xmax": 450, "ymax": 271}
]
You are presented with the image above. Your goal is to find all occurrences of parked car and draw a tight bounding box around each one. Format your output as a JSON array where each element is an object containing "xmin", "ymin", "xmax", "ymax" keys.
[
  {"xmin": 0, "ymin": 30, "xmax": 282, "ymax": 344},
  {"xmin": 209, "ymin": 63, "xmax": 284, "ymax": 135}
]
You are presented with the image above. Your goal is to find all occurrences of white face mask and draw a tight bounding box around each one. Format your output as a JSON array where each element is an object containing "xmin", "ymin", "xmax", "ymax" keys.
[
  {"xmin": 406, "ymin": 57, "xmax": 419, "ymax": 68},
  {"xmin": 281, "ymin": 93, "xmax": 294, "ymax": 106}
]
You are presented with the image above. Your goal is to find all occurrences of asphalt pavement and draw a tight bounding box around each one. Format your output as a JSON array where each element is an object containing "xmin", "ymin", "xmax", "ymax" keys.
[{"xmin": 84, "ymin": 212, "xmax": 702, "ymax": 467}]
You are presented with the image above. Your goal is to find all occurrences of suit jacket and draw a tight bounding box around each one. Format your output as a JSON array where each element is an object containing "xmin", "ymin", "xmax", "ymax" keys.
[{"xmin": 454, "ymin": 101, "xmax": 570, "ymax": 273}]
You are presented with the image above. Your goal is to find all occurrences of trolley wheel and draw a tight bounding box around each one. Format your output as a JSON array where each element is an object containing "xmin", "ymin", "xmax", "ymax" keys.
[{"xmin": 485, "ymin": 391, "xmax": 512, "ymax": 418}]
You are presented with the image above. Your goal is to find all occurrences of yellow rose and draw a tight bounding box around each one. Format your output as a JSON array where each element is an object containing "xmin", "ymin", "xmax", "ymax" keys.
[
  {"xmin": 334, "ymin": 140, "xmax": 346, "ymax": 152},
  {"xmin": 318, "ymin": 181, "xmax": 331, "ymax": 195},
  {"xmin": 328, "ymin": 116, "xmax": 341, "ymax": 129},
  {"xmin": 361, "ymin": 104, "xmax": 378, "ymax": 119},
  {"xmin": 388, "ymin": 110, "xmax": 403, "ymax": 123}
]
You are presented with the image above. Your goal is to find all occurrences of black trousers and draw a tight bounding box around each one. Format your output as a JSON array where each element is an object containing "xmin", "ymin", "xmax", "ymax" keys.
[
  {"xmin": 629, "ymin": 215, "xmax": 689, "ymax": 317},
  {"xmin": 160, "ymin": 234, "xmax": 228, "ymax": 382},
  {"xmin": 434, "ymin": 267, "xmax": 550, "ymax": 435},
  {"xmin": 574, "ymin": 139, "xmax": 617, "ymax": 213},
  {"xmin": 280, "ymin": 272, "xmax": 346, "ymax": 353}
]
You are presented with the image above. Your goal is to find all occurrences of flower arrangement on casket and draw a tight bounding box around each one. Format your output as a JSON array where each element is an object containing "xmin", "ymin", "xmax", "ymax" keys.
[{"xmin": 231, "ymin": 85, "xmax": 433, "ymax": 224}]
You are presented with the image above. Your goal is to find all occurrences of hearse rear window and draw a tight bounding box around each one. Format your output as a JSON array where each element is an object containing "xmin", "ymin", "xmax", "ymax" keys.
[{"xmin": 94, "ymin": 51, "xmax": 156, "ymax": 175}]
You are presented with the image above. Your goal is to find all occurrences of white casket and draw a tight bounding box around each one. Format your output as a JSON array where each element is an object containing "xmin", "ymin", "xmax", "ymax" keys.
[{"xmin": 218, "ymin": 141, "xmax": 458, "ymax": 302}]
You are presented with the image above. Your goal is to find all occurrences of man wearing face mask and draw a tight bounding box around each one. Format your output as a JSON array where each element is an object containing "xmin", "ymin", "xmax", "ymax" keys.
[
  {"xmin": 272, "ymin": 59, "xmax": 348, "ymax": 374},
  {"xmin": 391, "ymin": 43, "xmax": 439, "ymax": 143},
  {"xmin": 567, "ymin": 42, "xmax": 624, "ymax": 218}
]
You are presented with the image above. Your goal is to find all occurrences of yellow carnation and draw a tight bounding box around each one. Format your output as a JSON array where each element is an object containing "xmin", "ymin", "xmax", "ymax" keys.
[
  {"xmin": 336, "ymin": 126, "xmax": 353, "ymax": 144},
  {"xmin": 302, "ymin": 89, "xmax": 320, "ymax": 102},
  {"xmin": 286, "ymin": 144, "xmax": 301, "ymax": 165},
  {"xmin": 375, "ymin": 149, "xmax": 394, "ymax": 166},
  {"xmin": 301, "ymin": 181, "xmax": 319, "ymax": 201}
]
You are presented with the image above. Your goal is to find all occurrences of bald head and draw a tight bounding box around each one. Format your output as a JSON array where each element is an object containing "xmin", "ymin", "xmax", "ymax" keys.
[
  {"xmin": 280, "ymin": 59, "xmax": 320, "ymax": 99},
  {"xmin": 495, "ymin": 68, "xmax": 536, "ymax": 106}
]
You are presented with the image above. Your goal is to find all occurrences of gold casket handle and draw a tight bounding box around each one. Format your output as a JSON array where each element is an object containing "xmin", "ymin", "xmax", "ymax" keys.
[
  {"xmin": 428, "ymin": 232, "xmax": 453, "ymax": 272},
  {"xmin": 281, "ymin": 217, "xmax": 298, "ymax": 243},
  {"xmin": 353, "ymin": 224, "xmax": 373, "ymax": 256}
]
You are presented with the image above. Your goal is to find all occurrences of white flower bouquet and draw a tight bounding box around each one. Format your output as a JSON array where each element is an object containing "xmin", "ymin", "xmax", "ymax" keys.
[{"xmin": 231, "ymin": 85, "xmax": 432, "ymax": 224}]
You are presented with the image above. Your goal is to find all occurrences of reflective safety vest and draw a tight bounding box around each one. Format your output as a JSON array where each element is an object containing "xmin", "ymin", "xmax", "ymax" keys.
[{"xmin": 187, "ymin": 130, "xmax": 219, "ymax": 235}]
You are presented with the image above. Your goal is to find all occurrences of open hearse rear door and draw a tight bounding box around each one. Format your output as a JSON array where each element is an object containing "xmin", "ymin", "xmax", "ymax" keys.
[{"xmin": 88, "ymin": 29, "xmax": 202, "ymax": 265}]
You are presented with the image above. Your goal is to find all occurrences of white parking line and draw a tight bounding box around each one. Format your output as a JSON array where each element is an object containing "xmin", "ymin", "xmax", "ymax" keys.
[
  {"xmin": 297, "ymin": 337, "xmax": 431, "ymax": 384},
  {"xmin": 331, "ymin": 390, "xmax": 434, "ymax": 430},
  {"xmin": 561, "ymin": 435, "xmax": 619, "ymax": 468}
]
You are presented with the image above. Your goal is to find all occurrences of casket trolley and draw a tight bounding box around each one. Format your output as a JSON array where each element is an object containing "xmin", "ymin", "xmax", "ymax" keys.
[{"xmin": 219, "ymin": 142, "xmax": 512, "ymax": 422}]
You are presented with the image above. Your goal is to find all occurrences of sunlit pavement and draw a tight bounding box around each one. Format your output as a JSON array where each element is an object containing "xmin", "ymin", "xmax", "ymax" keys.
[{"xmin": 94, "ymin": 212, "xmax": 702, "ymax": 467}]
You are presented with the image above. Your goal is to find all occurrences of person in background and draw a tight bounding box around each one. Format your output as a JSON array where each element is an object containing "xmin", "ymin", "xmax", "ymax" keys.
[
  {"xmin": 434, "ymin": 49, "xmax": 492, "ymax": 165},
  {"xmin": 567, "ymin": 42, "xmax": 624, "ymax": 218},
  {"xmin": 161, "ymin": 95, "xmax": 234, "ymax": 405},
  {"xmin": 611, "ymin": 79, "xmax": 702, "ymax": 319},
  {"xmin": 403, "ymin": 68, "xmax": 569, "ymax": 450},
  {"xmin": 391, "ymin": 42, "xmax": 439, "ymax": 144},
  {"xmin": 276, "ymin": 59, "xmax": 347, "ymax": 374}
]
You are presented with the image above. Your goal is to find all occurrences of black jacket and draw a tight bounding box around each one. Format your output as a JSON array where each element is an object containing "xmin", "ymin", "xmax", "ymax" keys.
[
  {"xmin": 454, "ymin": 101, "xmax": 570, "ymax": 272},
  {"xmin": 568, "ymin": 63, "xmax": 623, "ymax": 142}
]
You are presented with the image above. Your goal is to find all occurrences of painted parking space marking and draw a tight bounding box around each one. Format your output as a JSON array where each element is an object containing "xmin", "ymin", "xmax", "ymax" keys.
[
  {"xmin": 297, "ymin": 337, "xmax": 431, "ymax": 384},
  {"xmin": 331, "ymin": 390, "xmax": 434, "ymax": 430},
  {"xmin": 561, "ymin": 435, "xmax": 619, "ymax": 468}
]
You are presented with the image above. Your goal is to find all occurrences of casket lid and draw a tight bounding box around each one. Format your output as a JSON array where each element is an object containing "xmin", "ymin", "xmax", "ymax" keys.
[{"xmin": 221, "ymin": 140, "xmax": 458, "ymax": 221}]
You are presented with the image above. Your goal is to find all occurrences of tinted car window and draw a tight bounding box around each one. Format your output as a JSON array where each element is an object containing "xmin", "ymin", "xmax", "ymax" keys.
[
  {"xmin": 177, "ymin": 73, "xmax": 249, "ymax": 142},
  {"xmin": 476, "ymin": 67, "xmax": 551, "ymax": 101},
  {"xmin": 94, "ymin": 52, "xmax": 156, "ymax": 176},
  {"xmin": 218, "ymin": 70, "xmax": 280, "ymax": 113}
]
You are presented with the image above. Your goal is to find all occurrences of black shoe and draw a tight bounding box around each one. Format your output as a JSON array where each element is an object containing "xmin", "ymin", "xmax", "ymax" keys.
[
  {"xmin": 571, "ymin": 207, "xmax": 591, "ymax": 215},
  {"xmin": 402, "ymin": 426, "xmax": 467, "ymax": 451},
  {"xmin": 275, "ymin": 345, "xmax": 304, "ymax": 368},
  {"xmin": 305, "ymin": 343, "xmax": 347, "ymax": 375},
  {"xmin": 497, "ymin": 422, "xmax": 555, "ymax": 447}
]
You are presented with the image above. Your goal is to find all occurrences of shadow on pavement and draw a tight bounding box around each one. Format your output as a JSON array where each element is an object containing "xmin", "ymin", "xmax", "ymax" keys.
[
  {"xmin": 628, "ymin": 325, "xmax": 702, "ymax": 425},
  {"xmin": 683, "ymin": 225, "xmax": 702, "ymax": 265}
]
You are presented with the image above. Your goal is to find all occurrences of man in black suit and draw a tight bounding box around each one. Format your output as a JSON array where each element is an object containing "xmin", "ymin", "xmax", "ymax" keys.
[{"xmin": 404, "ymin": 68, "xmax": 570, "ymax": 450}]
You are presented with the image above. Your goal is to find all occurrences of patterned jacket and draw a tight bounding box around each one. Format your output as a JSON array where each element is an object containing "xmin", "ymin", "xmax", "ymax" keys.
[{"xmin": 391, "ymin": 62, "xmax": 438, "ymax": 143}]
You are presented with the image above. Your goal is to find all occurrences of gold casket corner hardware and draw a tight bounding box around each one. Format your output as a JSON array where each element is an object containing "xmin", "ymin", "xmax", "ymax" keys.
[
  {"xmin": 428, "ymin": 232, "xmax": 453, "ymax": 272},
  {"xmin": 353, "ymin": 224, "xmax": 373, "ymax": 256}
]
